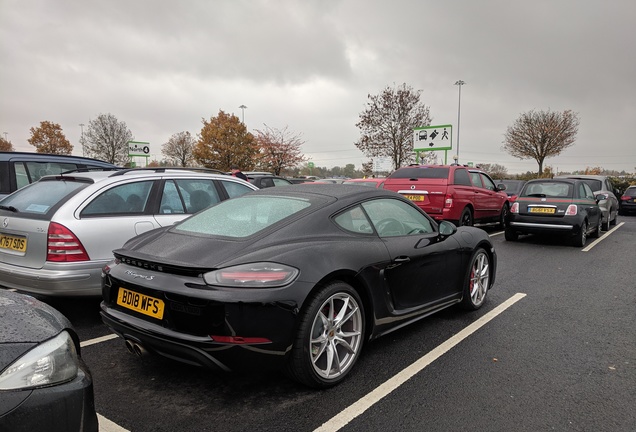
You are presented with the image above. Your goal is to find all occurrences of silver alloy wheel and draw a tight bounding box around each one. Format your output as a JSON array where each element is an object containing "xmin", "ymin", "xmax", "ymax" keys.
[
  {"xmin": 468, "ymin": 251, "xmax": 490, "ymax": 307},
  {"xmin": 309, "ymin": 292, "xmax": 363, "ymax": 380}
]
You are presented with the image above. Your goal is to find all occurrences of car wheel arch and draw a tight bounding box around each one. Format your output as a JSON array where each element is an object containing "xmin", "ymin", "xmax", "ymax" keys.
[{"xmin": 305, "ymin": 271, "xmax": 375, "ymax": 342}]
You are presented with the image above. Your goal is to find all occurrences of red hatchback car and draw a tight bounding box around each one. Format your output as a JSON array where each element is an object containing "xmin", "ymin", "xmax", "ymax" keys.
[{"xmin": 382, "ymin": 165, "xmax": 509, "ymax": 226}]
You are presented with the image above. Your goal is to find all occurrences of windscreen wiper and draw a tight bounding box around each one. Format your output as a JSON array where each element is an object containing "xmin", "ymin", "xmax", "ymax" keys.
[{"xmin": 0, "ymin": 205, "xmax": 18, "ymax": 212}]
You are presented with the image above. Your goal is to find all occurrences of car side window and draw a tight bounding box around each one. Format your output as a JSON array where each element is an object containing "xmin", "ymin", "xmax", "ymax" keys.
[
  {"xmin": 333, "ymin": 205, "xmax": 374, "ymax": 234},
  {"xmin": 454, "ymin": 168, "xmax": 472, "ymax": 186},
  {"xmin": 361, "ymin": 199, "xmax": 433, "ymax": 237},
  {"xmin": 82, "ymin": 181, "xmax": 153, "ymax": 217},
  {"xmin": 582, "ymin": 183, "xmax": 594, "ymax": 200},
  {"xmin": 177, "ymin": 179, "xmax": 221, "ymax": 213},
  {"xmin": 273, "ymin": 178, "xmax": 291, "ymax": 186},
  {"xmin": 24, "ymin": 161, "xmax": 77, "ymax": 183},
  {"xmin": 480, "ymin": 174, "xmax": 497, "ymax": 191},
  {"xmin": 469, "ymin": 172, "xmax": 482, "ymax": 188},
  {"xmin": 220, "ymin": 180, "xmax": 255, "ymax": 198}
]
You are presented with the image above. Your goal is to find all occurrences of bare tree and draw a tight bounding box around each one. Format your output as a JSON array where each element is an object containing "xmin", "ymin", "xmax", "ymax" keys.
[
  {"xmin": 355, "ymin": 83, "xmax": 432, "ymax": 170},
  {"xmin": 162, "ymin": 131, "xmax": 196, "ymax": 167},
  {"xmin": 84, "ymin": 113, "xmax": 133, "ymax": 165},
  {"xmin": 28, "ymin": 121, "xmax": 73, "ymax": 154},
  {"xmin": 503, "ymin": 109, "xmax": 579, "ymax": 175},
  {"xmin": 477, "ymin": 163, "xmax": 509, "ymax": 179},
  {"xmin": 0, "ymin": 137, "xmax": 14, "ymax": 152},
  {"xmin": 254, "ymin": 125, "xmax": 306, "ymax": 175}
]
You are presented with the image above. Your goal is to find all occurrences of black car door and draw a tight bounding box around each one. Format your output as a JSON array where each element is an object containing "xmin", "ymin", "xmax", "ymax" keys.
[{"xmin": 361, "ymin": 199, "xmax": 463, "ymax": 310}]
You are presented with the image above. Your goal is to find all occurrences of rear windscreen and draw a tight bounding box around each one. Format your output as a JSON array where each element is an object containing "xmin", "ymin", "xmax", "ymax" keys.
[
  {"xmin": 0, "ymin": 179, "xmax": 89, "ymax": 217},
  {"xmin": 522, "ymin": 182, "xmax": 573, "ymax": 198},
  {"xmin": 389, "ymin": 167, "xmax": 449, "ymax": 179}
]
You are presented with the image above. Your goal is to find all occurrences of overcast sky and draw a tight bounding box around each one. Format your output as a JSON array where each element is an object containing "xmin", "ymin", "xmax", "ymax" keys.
[{"xmin": 1, "ymin": 0, "xmax": 635, "ymax": 174}]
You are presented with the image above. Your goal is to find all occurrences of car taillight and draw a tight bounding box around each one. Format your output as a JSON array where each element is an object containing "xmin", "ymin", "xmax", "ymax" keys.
[
  {"xmin": 621, "ymin": 195, "xmax": 633, "ymax": 201},
  {"xmin": 47, "ymin": 222, "xmax": 90, "ymax": 262},
  {"xmin": 444, "ymin": 194, "xmax": 453, "ymax": 208},
  {"xmin": 203, "ymin": 262, "xmax": 299, "ymax": 288},
  {"xmin": 510, "ymin": 202, "xmax": 519, "ymax": 213},
  {"xmin": 565, "ymin": 205, "xmax": 578, "ymax": 216}
]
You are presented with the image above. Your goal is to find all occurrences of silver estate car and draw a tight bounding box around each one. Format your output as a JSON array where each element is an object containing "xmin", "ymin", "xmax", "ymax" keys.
[
  {"xmin": 0, "ymin": 168, "xmax": 258, "ymax": 296},
  {"xmin": 556, "ymin": 174, "xmax": 619, "ymax": 230}
]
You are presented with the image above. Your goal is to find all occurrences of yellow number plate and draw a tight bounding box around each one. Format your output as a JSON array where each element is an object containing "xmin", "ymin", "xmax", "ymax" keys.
[
  {"xmin": 404, "ymin": 195, "xmax": 425, "ymax": 202},
  {"xmin": 117, "ymin": 288, "xmax": 165, "ymax": 320},
  {"xmin": 529, "ymin": 207, "xmax": 555, "ymax": 214},
  {"xmin": 0, "ymin": 233, "xmax": 27, "ymax": 252}
]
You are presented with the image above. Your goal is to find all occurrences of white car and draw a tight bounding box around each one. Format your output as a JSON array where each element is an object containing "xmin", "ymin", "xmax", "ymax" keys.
[{"xmin": 0, "ymin": 168, "xmax": 258, "ymax": 296}]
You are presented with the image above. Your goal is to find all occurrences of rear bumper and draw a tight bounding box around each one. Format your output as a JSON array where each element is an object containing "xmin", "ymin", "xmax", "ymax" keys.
[{"xmin": 0, "ymin": 260, "xmax": 106, "ymax": 296}]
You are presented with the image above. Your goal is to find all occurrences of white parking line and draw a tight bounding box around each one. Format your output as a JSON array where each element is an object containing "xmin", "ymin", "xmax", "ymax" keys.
[
  {"xmin": 489, "ymin": 230, "xmax": 504, "ymax": 237},
  {"xmin": 313, "ymin": 292, "xmax": 527, "ymax": 432},
  {"xmin": 98, "ymin": 414, "xmax": 131, "ymax": 432},
  {"xmin": 81, "ymin": 333, "xmax": 119, "ymax": 347},
  {"xmin": 582, "ymin": 221, "xmax": 624, "ymax": 252}
]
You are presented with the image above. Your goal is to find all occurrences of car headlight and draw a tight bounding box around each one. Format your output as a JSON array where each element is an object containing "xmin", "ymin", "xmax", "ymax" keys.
[
  {"xmin": 0, "ymin": 330, "xmax": 79, "ymax": 390},
  {"xmin": 203, "ymin": 262, "xmax": 299, "ymax": 288}
]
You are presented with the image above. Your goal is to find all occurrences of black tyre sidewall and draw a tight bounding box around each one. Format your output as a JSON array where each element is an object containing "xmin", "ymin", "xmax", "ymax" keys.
[
  {"xmin": 286, "ymin": 282, "xmax": 365, "ymax": 388},
  {"xmin": 460, "ymin": 248, "xmax": 490, "ymax": 310}
]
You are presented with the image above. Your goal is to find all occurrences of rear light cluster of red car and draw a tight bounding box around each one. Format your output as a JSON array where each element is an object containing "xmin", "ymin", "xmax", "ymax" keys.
[
  {"xmin": 47, "ymin": 222, "xmax": 90, "ymax": 262},
  {"xmin": 444, "ymin": 193, "xmax": 453, "ymax": 208}
]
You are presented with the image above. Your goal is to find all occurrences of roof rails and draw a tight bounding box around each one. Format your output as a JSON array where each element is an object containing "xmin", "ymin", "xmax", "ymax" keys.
[
  {"xmin": 107, "ymin": 167, "xmax": 228, "ymax": 177},
  {"xmin": 60, "ymin": 167, "xmax": 122, "ymax": 175}
]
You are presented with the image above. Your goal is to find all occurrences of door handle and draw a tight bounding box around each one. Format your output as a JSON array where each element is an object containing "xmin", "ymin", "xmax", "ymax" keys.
[{"xmin": 393, "ymin": 256, "xmax": 411, "ymax": 263}]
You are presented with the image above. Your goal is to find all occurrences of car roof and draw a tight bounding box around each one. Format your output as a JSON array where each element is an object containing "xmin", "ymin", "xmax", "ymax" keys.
[
  {"xmin": 249, "ymin": 183, "xmax": 398, "ymax": 200},
  {"xmin": 556, "ymin": 174, "xmax": 607, "ymax": 180},
  {"xmin": 526, "ymin": 178, "xmax": 577, "ymax": 184},
  {"xmin": 44, "ymin": 167, "xmax": 233, "ymax": 183}
]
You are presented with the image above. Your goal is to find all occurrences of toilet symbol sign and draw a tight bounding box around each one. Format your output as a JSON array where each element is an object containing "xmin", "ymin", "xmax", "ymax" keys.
[{"xmin": 413, "ymin": 124, "xmax": 453, "ymax": 151}]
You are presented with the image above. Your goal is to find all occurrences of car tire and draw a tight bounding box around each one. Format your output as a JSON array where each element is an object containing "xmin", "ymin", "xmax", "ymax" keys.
[
  {"xmin": 459, "ymin": 208, "xmax": 473, "ymax": 227},
  {"xmin": 504, "ymin": 228, "xmax": 518, "ymax": 241},
  {"xmin": 573, "ymin": 221, "xmax": 587, "ymax": 247},
  {"xmin": 286, "ymin": 281, "xmax": 365, "ymax": 388},
  {"xmin": 460, "ymin": 248, "xmax": 491, "ymax": 310},
  {"xmin": 610, "ymin": 208, "xmax": 618, "ymax": 226},
  {"xmin": 498, "ymin": 204, "xmax": 509, "ymax": 229},
  {"xmin": 591, "ymin": 217, "xmax": 602, "ymax": 239}
]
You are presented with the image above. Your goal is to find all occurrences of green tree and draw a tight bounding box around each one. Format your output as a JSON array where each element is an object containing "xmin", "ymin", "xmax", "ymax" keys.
[
  {"xmin": 193, "ymin": 110, "xmax": 258, "ymax": 171},
  {"xmin": 84, "ymin": 113, "xmax": 133, "ymax": 165},
  {"xmin": 503, "ymin": 109, "xmax": 579, "ymax": 176},
  {"xmin": 162, "ymin": 131, "xmax": 196, "ymax": 167},
  {"xmin": 355, "ymin": 83, "xmax": 432, "ymax": 170},
  {"xmin": 28, "ymin": 121, "xmax": 73, "ymax": 154},
  {"xmin": 254, "ymin": 125, "xmax": 306, "ymax": 175}
]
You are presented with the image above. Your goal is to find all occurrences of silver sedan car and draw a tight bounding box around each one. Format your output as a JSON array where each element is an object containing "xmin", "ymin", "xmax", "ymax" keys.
[{"xmin": 0, "ymin": 168, "xmax": 258, "ymax": 296}]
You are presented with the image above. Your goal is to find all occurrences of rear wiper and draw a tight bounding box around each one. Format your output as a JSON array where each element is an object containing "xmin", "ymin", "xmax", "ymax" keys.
[
  {"xmin": 526, "ymin": 193, "xmax": 546, "ymax": 198},
  {"xmin": 0, "ymin": 205, "xmax": 18, "ymax": 212}
]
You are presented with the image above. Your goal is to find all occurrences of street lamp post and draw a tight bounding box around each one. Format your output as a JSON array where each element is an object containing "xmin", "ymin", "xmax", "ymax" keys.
[
  {"xmin": 238, "ymin": 105, "xmax": 247, "ymax": 124},
  {"xmin": 454, "ymin": 80, "xmax": 465, "ymax": 164},
  {"xmin": 79, "ymin": 124, "xmax": 85, "ymax": 156},
  {"xmin": 2, "ymin": 132, "xmax": 7, "ymax": 141}
]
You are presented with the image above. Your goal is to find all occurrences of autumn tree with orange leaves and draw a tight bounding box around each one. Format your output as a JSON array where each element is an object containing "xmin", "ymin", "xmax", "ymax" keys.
[
  {"xmin": 193, "ymin": 110, "xmax": 258, "ymax": 171},
  {"xmin": 254, "ymin": 125, "xmax": 306, "ymax": 175},
  {"xmin": 28, "ymin": 121, "xmax": 73, "ymax": 154},
  {"xmin": 0, "ymin": 137, "xmax": 14, "ymax": 151},
  {"xmin": 503, "ymin": 109, "xmax": 579, "ymax": 176}
]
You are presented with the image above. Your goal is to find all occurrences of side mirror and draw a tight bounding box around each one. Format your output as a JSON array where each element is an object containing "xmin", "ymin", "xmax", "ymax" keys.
[
  {"xmin": 595, "ymin": 194, "xmax": 606, "ymax": 202},
  {"xmin": 439, "ymin": 220, "xmax": 457, "ymax": 237},
  {"xmin": 497, "ymin": 183, "xmax": 507, "ymax": 191}
]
